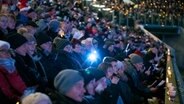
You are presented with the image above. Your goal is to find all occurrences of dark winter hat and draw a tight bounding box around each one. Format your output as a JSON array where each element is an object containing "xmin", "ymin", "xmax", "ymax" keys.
[
  {"xmin": 129, "ymin": 53, "xmax": 143, "ymax": 64},
  {"xmin": 36, "ymin": 32, "xmax": 52, "ymax": 46},
  {"xmin": 54, "ymin": 69, "xmax": 84, "ymax": 94},
  {"xmin": 26, "ymin": 21, "xmax": 38, "ymax": 27},
  {"xmin": 6, "ymin": 33, "xmax": 27, "ymax": 49},
  {"xmin": 27, "ymin": 8, "xmax": 35, "ymax": 14},
  {"xmin": 49, "ymin": 19, "xmax": 60, "ymax": 32},
  {"xmin": 144, "ymin": 51, "xmax": 156, "ymax": 62},
  {"xmin": 53, "ymin": 37, "xmax": 70, "ymax": 50},
  {"xmin": 80, "ymin": 67, "xmax": 105, "ymax": 86},
  {"xmin": 98, "ymin": 62, "xmax": 112, "ymax": 73}
]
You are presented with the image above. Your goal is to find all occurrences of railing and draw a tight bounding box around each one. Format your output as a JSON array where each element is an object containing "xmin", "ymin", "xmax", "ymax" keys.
[
  {"xmin": 140, "ymin": 25, "xmax": 184, "ymax": 104},
  {"xmin": 82, "ymin": 1, "xmax": 184, "ymax": 103}
]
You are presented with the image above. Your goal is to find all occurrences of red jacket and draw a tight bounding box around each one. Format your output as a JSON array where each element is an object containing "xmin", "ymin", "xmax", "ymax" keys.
[{"xmin": 0, "ymin": 66, "xmax": 26, "ymax": 101}]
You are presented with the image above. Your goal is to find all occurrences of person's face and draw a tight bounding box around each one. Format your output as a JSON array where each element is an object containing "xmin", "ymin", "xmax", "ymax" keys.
[
  {"xmin": 85, "ymin": 41, "xmax": 92, "ymax": 50},
  {"xmin": 108, "ymin": 45, "xmax": 114, "ymax": 52},
  {"xmin": 86, "ymin": 23, "xmax": 91, "ymax": 28},
  {"xmin": 65, "ymin": 80, "xmax": 86, "ymax": 102},
  {"xmin": 73, "ymin": 44, "xmax": 82, "ymax": 53},
  {"xmin": 64, "ymin": 45, "xmax": 72, "ymax": 53},
  {"xmin": 26, "ymin": 26, "xmax": 37, "ymax": 35},
  {"xmin": 95, "ymin": 77, "xmax": 107, "ymax": 93},
  {"xmin": 27, "ymin": 12, "xmax": 38, "ymax": 21},
  {"xmin": 0, "ymin": 16, "xmax": 8, "ymax": 29},
  {"xmin": 0, "ymin": 47, "xmax": 11, "ymax": 58},
  {"xmin": 106, "ymin": 67, "xmax": 113, "ymax": 79},
  {"xmin": 117, "ymin": 66, "xmax": 125, "ymax": 75},
  {"xmin": 8, "ymin": 17, "xmax": 16, "ymax": 29},
  {"xmin": 61, "ymin": 22, "xmax": 67, "ymax": 32},
  {"xmin": 92, "ymin": 26, "xmax": 97, "ymax": 34},
  {"xmin": 111, "ymin": 61, "xmax": 118, "ymax": 74},
  {"xmin": 152, "ymin": 47, "xmax": 158, "ymax": 54},
  {"xmin": 15, "ymin": 43, "xmax": 28, "ymax": 56},
  {"xmin": 107, "ymin": 34, "xmax": 113, "ymax": 39},
  {"xmin": 27, "ymin": 41, "xmax": 37, "ymax": 56},
  {"xmin": 135, "ymin": 62, "xmax": 144, "ymax": 72},
  {"xmin": 86, "ymin": 79, "xmax": 96, "ymax": 95},
  {"xmin": 40, "ymin": 41, "xmax": 52, "ymax": 53}
]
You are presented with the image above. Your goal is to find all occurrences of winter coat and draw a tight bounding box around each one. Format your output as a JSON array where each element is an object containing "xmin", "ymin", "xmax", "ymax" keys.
[
  {"xmin": 28, "ymin": 55, "xmax": 49, "ymax": 92},
  {"xmin": 98, "ymin": 84, "xmax": 120, "ymax": 104},
  {"xmin": 0, "ymin": 29, "xmax": 8, "ymax": 40},
  {"xmin": 118, "ymin": 80, "xmax": 144, "ymax": 104},
  {"xmin": 82, "ymin": 95, "xmax": 96, "ymax": 104},
  {"xmin": 37, "ymin": 49, "xmax": 63, "ymax": 88},
  {"xmin": 13, "ymin": 53, "xmax": 44, "ymax": 87},
  {"xmin": 50, "ymin": 92, "xmax": 81, "ymax": 104},
  {"xmin": 0, "ymin": 66, "xmax": 26, "ymax": 102},
  {"xmin": 124, "ymin": 60, "xmax": 151, "ymax": 97},
  {"xmin": 0, "ymin": 90, "xmax": 17, "ymax": 104}
]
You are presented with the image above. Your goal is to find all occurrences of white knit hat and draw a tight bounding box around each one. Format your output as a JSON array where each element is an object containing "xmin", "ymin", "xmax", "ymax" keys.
[
  {"xmin": 0, "ymin": 40, "xmax": 10, "ymax": 50},
  {"xmin": 21, "ymin": 92, "xmax": 52, "ymax": 104}
]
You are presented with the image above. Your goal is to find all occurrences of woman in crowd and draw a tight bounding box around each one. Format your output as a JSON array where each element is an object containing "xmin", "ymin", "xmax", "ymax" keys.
[
  {"xmin": 0, "ymin": 14, "xmax": 8, "ymax": 40},
  {"xmin": 0, "ymin": 40, "xmax": 27, "ymax": 104}
]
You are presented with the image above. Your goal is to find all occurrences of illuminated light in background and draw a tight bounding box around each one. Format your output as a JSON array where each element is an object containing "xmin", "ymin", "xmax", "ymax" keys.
[
  {"xmin": 167, "ymin": 67, "xmax": 172, "ymax": 78},
  {"xmin": 102, "ymin": 8, "xmax": 111, "ymax": 11},
  {"xmin": 88, "ymin": 50, "xmax": 98, "ymax": 62}
]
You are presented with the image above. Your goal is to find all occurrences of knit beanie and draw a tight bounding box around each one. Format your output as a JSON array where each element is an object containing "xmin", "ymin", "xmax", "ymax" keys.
[
  {"xmin": 36, "ymin": 19, "xmax": 48, "ymax": 32},
  {"xmin": 36, "ymin": 32, "xmax": 52, "ymax": 46},
  {"xmin": 26, "ymin": 20, "xmax": 38, "ymax": 28},
  {"xmin": 54, "ymin": 69, "xmax": 84, "ymax": 94},
  {"xmin": 53, "ymin": 37, "xmax": 70, "ymax": 50},
  {"xmin": 80, "ymin": 67, "xmax": 105, "ymax": 86},
  {"xmin": 49, "ymin": 19, "xmax": 60, "ymax": 32},
  {"xmin": 21, "ymin": 92, "xmax": 52, "ymax": 104},
  {"xmin": 129, "ymin": 53, "xmax": 143, "ymax": 64},
  {"xmin": 6, "ymin": 33, "xmax": 27, "ymax": 49}
]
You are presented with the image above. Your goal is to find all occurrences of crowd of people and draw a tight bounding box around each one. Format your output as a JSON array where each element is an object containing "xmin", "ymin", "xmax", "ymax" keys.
[
  {"xmin": 94, "ymin": 0, "xmax": 184, "ymax": 26},
  {"xmin": 0, "ymin": 0, "xmax": 167, "ymax": 104}
]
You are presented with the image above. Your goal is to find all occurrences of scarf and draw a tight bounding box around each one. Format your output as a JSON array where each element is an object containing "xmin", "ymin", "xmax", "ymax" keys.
[{"xmin": 0, "ymin": 58, "xmax": 16, "ymax": 73}]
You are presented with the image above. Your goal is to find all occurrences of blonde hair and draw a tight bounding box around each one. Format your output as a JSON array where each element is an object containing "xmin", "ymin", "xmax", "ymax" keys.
[{"xmin": 17, "ymin": 27, "xmax": 28, "ymax": 35}]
